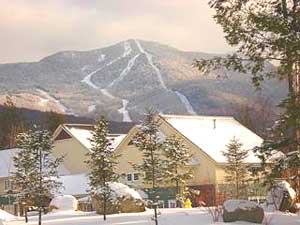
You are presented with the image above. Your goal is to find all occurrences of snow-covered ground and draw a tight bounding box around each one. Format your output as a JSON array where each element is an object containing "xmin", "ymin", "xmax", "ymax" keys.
[{"xmin": 4, "ymin": 208, "xmax": 300, "ymax": 225}]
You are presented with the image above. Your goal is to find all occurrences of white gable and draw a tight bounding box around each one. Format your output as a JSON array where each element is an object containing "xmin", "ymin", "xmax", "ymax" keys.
[
  {"xmin": 162, "ymin": 115, "xmax": 263, "ymax": 163},
  {"xmin": 63, "ymin": 125, "xmax": 126, "ymax": 151}
]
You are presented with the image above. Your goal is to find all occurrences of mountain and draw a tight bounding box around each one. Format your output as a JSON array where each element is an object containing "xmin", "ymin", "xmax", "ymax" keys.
[{"xmin": 0, "ymin": 39, "xmax": 287, "ymax": 122}]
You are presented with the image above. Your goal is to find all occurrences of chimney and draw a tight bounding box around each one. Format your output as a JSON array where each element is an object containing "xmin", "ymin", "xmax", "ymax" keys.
[{"xmin": 213, "ymin": 119, "xmax": 216, "ymax": 129}]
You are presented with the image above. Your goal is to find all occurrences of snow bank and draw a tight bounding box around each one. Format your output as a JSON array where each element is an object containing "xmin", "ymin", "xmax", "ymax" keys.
[
  {"xmin": 0, "ymin": 209, "xmax": 16, "ymax": 222},
  {"xmin": 224, "ymin": 200, "xmax": 259, "ymax": 212},
  {"xmin": 50, "ymin": 195, "xmax": 78, "ymax": 211},
  {"xmin": 96, "ymin": 182, "xmax": 142, "ymax": 200}
]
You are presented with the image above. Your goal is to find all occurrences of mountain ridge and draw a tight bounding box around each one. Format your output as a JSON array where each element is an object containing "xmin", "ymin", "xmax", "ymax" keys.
[{"xmin": 0, "ymin": 39, "xmax": 287, "ymax": 122}]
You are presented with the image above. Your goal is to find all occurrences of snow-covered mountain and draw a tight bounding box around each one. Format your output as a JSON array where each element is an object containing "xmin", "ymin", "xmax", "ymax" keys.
[{"xmin": 0, "ymin": 39, "xmax": 287, "ymax": 122}]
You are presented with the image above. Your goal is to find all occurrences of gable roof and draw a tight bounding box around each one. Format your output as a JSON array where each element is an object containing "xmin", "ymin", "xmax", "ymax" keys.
[
  {"xmin": 0, "ymin": 148, "xmax": 70, "ymax": 178},
  {"xmin": 54, "ymin": 124, "xmax": 126, "ymax": 150},
  {"xmin": 160, "ymin": 115, "xmax": 263, "ymax": 164}
]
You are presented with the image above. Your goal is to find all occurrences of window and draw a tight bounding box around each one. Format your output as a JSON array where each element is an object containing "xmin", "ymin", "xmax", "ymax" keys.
[
  {"xmin": 133, "ymin": 173, "xmax": 139, "ymax": 181},
  {"xmin": 4, "ymin": 179, "xmax": 12, "ymax": 191},
  {"xmin": 127, "ymin": 174, "xmax": 132, "ymax": 181},
  {"xmin": 168, "ymin": 199, "xmax": 177, "ymax": 208}
]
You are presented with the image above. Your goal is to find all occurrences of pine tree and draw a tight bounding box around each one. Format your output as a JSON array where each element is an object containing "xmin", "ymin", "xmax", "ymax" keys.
[
  {"xmin": 195, "ymin": 0, "xmax": 300, "ymax": 201},
  {"xmin": 85, "ymin": 117, "xmax": 119, "ymax": 221},
  {"xmin": 162, "ymin": 135, "xmax": 193, "ymax": 207},
  {"xmin": 13, "ymin": 127, "xmax": 63, "ymax": 225},
  {"xmin": 222, "ymin": 137, "xmax": 249, "ymax": 199},
  {"xmin": 132, "ymin": 111, "xmax": 165, "ymax": 196},
  {"xmin": 132, "ymin": 110, "xmax": 164, "ymax": 225},
  {"xmin": 0, "ymin": 96, "xmax": 26, "ymax": 149},
  {"xmin": 45, "ymin": 111, "xmax": 65, "ymax": 133}
]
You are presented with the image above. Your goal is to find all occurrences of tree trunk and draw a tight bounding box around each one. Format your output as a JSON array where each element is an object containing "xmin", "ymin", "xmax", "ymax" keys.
[
  {"xmin": 176, "ymin": 180, "xmax": 180, "ymax": 207},
  {"xmin": 24, "ymin": 205, "xmax": 28, "ymax": 223},
  {"xmin": 38, "ymin": 207, "xmax": 42, "ymax": 225}
]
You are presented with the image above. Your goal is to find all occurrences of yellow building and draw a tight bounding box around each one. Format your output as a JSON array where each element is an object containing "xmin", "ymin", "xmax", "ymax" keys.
[
  {"xmin": 52, "ymin": 124, "xmax": 128, "ymax": 174},
  {"xmin": 114, "ymin": 115, "xmax": 263, "ymax": 207},
  {"xmin": 51, "ymin": 115, "xmax": 263, "ymax": 207}
]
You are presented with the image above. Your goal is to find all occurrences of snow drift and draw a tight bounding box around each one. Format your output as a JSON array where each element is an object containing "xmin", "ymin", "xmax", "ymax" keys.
[
  {"xmin": 0, "ymin": 209, "xmax": 16, "ymax": 222},
  {"xmin": 49, "ymin": 195, "xmax": 78, "ymax": 211}
]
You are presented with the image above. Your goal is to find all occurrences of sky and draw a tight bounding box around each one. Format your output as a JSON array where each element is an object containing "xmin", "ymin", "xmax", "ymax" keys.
[{"xmin": 0, "ymin": 0, "xmax": 231, "ymax": 63}]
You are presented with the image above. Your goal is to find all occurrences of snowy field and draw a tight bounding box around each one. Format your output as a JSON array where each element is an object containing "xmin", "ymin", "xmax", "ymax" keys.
[{"xmin": 4, "ymin": 208, "xmax": 300, "ymax": 225}]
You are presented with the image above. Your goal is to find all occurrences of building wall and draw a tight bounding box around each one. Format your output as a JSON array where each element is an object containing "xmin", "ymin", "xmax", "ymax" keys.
[
  {"xmin": 115, "ymin": 118, "xmax": 220, "ymax": 191},
  {"xmin": 52, "ymin": 138, "xmax": 89, "ymax": 174},
  {"xmin": 0, "ymin": 178, "xmax": 6, "ymax": 195}
]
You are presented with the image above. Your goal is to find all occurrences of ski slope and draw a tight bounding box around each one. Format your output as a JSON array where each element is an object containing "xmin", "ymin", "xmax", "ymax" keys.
[
  {"xmin": 134, "ymin": 39, "xmax": 167, "ymax": 90},
  {"xmin": 108, "ymin": 54, "xmax": 140, "ymax": 88},
  {"xmin": 118, "ymin": 99, "xmax": 132, "ymax": 122},
  {"xmin": 81, "ymin": 41, "xmax": 133, "ymax": 90},
  {"xmin": 134, "ymin": 39, "xmax": 197, "ymax": 115},
  {"xmin": 175, "ymin": 91, "xmax": 197, "ymax": 115}
]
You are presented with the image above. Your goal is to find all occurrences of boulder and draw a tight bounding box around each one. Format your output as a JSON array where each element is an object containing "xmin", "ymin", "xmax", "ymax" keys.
[
  {"xmin": 223, "ymin": 200, "xmax": 264, "ymax": 223},
  {"xmin": 266, "ymin": 181, "xmax": 296, "ymax": 212},
  {"xmin": 92, "ymin": 182, "xmax": 145, "ymax": 214},
  {"xmin": 49, "ymin": 195, "xmax": 78, "ymax": 211}
]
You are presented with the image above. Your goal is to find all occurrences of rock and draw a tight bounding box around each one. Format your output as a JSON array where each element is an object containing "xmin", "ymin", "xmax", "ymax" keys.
[
  {"xmin": 223, "ymin": 200, "xmax": 264, "ymax": 223},
  {"xmin": 118, "ymin": 197, "xmax": 145, "ymax": 213},
  {"xmin": 92, "ymin": 182, "xmax": 145, "ymax": 214},
  {"xmin": 49, "ymin": 195, "xmax": 78, "ymax": 211},
  {"xmin": 266, "ymin": 181, "xmax": 296, "ymax": 212}
]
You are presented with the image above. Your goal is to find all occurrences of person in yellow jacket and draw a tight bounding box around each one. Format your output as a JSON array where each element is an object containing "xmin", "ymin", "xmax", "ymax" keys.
[{"xmin": 184, "ymin": 198, "xmax": 192, "ymax": 208}]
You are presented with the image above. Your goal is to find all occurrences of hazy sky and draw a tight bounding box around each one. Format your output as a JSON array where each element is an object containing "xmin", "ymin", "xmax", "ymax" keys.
[{"xmin": 0, "ymin": 0, "xmax": 231, "ymax": 63}]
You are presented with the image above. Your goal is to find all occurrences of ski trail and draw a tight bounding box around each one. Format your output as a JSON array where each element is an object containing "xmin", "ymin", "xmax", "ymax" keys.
[
  {"xmin": 134, "ymin": 39, "xmax": 197, "ymax": 115},
  {"xmin": 108, "ymin": 54, "xmax": 140, "ymax": 88},
  {"xmin": 98, "ymin": 54, "xmax": 106, "ymax": 62},
  {"xmin": 100, "ymin": 89, "xmax": 115, "ymax": 99},
  {"xmin": 118, "ymin": 99, "xmax": 132, "ymax": 122},
  {"xmin": 122, "ymin": 41, "xmax": 132, "ymax": 57},
  {"xmin": 174, "ymin": 91, "xmax": 197, "ymax": 115},
  {"xmin": 134, "ymin": 39, "xmax": 167, "ymax": 90},
  {"xmin": 81, "ymin": 66, "xmax": 103, "ymax": 89},
  {"xmin": 88, "ymin": 104, "xmax": 96, "ymax": 113},
  {"xmin": 81, "ymin": 41, "xmax": 132, "ymax": 90}
]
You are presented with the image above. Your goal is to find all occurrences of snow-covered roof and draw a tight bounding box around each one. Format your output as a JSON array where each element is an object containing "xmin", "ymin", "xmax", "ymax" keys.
[
  {"xmin": 161, "ymin": 115, "xmax": 263, "ymax": 164},
  {"xmin": 0, "ymin": 148, "xmax": 19, "ymax": 178},
  {"xmin": 0, "ymin": 148, "xmax": 70, "ymax": 178},
  {"xmin": 61, "ymin": 124, "xmax": 126, "ymax": 150}
]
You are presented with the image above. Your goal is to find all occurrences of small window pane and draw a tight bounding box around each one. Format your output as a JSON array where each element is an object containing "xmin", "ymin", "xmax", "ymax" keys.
[
  {"xmin": 127, "ymin": 174, "xmax": 132, "ymax": 181},
  {"xmin": 133, "ymin": 173, "xmax": 139, "ymax": 181}
]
